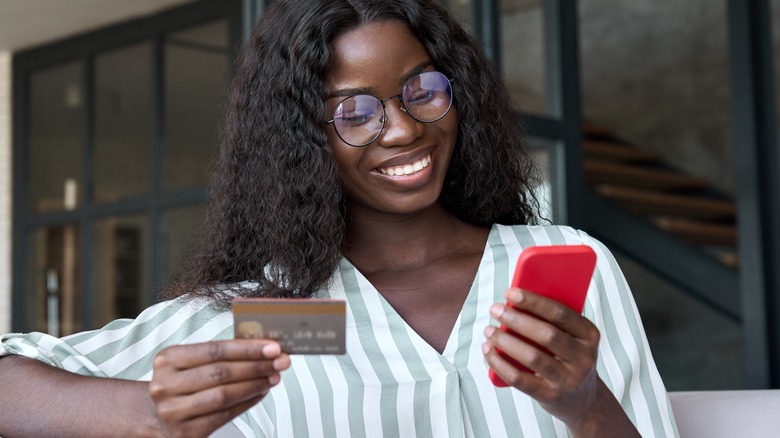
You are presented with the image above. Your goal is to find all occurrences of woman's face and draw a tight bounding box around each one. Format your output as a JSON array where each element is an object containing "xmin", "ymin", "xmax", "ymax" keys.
[{"xmin": 325, "ymin": 20, "xmax": 458, "ymax": 219}]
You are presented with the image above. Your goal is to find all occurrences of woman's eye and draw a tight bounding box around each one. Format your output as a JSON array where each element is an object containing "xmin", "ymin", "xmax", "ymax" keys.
[
  {"xmin": 338, "ymin": 112, "xmax": 374, "ymax": 126},
  {"xmin": 407, "ymin": 89, "xmax": 436, "ymax": 104}
]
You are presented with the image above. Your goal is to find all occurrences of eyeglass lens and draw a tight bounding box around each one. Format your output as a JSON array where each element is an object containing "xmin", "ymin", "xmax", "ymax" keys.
[{"xmin": 331, "ymin": 71, "xmax": 452, "ymax": 147}]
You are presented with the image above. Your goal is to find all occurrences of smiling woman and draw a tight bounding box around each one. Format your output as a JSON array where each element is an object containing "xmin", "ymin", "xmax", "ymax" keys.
[{"xmin": 0, "ymin": 1, "xmax": 678, "ymax": 437}]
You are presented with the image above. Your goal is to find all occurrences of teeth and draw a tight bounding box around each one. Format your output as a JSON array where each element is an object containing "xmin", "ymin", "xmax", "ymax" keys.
[{"xmin": 378, "ymin": 155, "xmax": 431, "ymax": 176}]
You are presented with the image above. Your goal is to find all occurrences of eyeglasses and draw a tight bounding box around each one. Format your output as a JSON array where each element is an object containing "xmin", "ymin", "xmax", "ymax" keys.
[{"xmin": 325, "ymin": 71, "xmax": 454, "ymax": 147}]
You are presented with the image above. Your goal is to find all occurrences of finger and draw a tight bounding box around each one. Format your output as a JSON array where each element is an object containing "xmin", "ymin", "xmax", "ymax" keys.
[
  {"xmin": 151, "ymin": 354, "xmax": 290, "ymax": 397},
  {"xmin": 489, "ymin": 303, "xmax": 582, "ymax": 363},
  {"xmin": 504, "ymin": 289, "xmax": 599, "ymax": 342},
  {"xmin": 483, "ymin": 341, "xmax": 544, "ymax": 392},
  {"xmin": 155, "ymin": 339, "xmax": 283, "ymax": 371},
  {"xmin": 484, "ymin": 325, "xmax": 565, "ymax": 382},
  {"xmin": 156, "ymin": 374, "xmax": 280, "ymax": 422}
]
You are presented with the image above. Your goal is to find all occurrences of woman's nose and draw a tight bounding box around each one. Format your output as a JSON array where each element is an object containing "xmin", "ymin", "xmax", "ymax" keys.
[{"xmin": 376, "ymin": 98, "xmax": 423, "ymax": 147}]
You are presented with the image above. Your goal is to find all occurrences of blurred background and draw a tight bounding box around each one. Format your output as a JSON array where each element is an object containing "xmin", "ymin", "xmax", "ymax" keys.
[{"xmin": 0, "ymin": 0, "xmax": 778, "ymax": 391}]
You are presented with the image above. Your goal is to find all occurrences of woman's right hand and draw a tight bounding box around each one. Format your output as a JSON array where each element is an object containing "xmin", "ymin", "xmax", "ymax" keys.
[{"xmin": 148, "ymin": 339, "xmax": 290, "ymax": 437}]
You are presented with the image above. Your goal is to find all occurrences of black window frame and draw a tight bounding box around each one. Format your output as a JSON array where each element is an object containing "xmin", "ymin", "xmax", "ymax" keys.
[{"xmin": 11, "ymin": 0, "xmax": 242, "ymax": 332}]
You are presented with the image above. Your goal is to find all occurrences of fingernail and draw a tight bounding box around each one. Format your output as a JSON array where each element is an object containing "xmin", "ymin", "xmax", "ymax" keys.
[
  {"xmin": 268, "ymin": 374, "xmax": 280, "ymax": 386},
  {"xmin": 507, "ymin": 290, "xmax": 523, "ymax": 303},
  {"xmin": 482, "ymin": 342, "xmax": 490, "ymax": 354},
  {"xmin": 490, "ymin": 303, "xmax": 505, "ymax": 318},
  {"xmin": 262, "ymin": 342, "xmax": 280, "ymax": 356},
  {"xmin": 484, "ymin": 325, "xmax": 496, "ymax": 338},
  {"xmin": 273, "ymin": 355, "xmax": 289, "ymax": 371}
]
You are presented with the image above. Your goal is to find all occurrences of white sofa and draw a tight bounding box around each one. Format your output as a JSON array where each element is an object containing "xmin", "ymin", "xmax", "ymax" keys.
[
  {"xmin": 669, "ymin": 390, "xmax": 780, "ymax": 437},
  {"xmin": 208, "ymin": 390, "xmax": 780, "ymax": 437}
]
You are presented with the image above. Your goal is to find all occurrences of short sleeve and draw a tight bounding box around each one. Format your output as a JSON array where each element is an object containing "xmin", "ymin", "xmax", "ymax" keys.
[{"xmin": 1, "ymin": 296, "xmax": 233, "ymax": 380}]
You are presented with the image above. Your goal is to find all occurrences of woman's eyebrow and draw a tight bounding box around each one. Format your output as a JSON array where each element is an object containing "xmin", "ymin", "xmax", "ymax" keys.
[
  {"xmin": 325, "ymin": 61, "xmax": 436, "ymax": 100},
  {"xmin": 401, "ymin": 61, "xmax": 434, "ymax": 83},
  {"xmin": 326, "ymin": 86, "xmax": 375, "ymax": 100}
]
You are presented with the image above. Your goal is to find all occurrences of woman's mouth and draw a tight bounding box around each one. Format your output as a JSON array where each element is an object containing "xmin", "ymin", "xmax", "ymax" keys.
[{"xmin": 376, "ymin": 154, "xmax": 432, "ymax": 176}]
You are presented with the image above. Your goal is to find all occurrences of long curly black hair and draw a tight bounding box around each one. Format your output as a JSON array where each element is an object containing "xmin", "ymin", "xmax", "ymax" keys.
[{"xmin": 164, "ymin": 0, "xmax": 540, "ymax": 304}]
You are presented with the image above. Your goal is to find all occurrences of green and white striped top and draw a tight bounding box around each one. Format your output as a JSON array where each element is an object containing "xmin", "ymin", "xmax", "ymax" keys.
[{"xmin": 1, "ymin": 225, "xmax": 678, "ymax": 437}]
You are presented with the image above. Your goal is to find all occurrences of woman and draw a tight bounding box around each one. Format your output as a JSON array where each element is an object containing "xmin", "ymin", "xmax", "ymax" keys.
[{"xmin": 0, "ymin": 0, "xmax": 678, "ymax": 437}]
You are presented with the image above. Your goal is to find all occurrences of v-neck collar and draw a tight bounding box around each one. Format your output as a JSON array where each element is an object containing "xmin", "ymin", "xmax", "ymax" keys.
[{"xmin": 335, "ymin": 224, "xmax": 496, "ymax": 359}]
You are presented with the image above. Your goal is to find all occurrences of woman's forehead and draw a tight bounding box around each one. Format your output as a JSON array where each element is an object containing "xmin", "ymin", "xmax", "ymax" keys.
[{"xmin": 326, "ymin": 20, "xmax": 431, "ymax": 92}]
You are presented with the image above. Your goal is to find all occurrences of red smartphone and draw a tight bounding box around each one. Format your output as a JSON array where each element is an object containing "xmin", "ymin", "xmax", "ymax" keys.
[{"xmin": 488, "ymin": 244, "xmax": 597, "ymax": 387}]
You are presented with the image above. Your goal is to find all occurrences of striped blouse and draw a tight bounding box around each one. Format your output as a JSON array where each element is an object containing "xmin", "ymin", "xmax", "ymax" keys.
[{"xmin": 1, "ymin": 225, "xmax": 679, "ymax": 437}]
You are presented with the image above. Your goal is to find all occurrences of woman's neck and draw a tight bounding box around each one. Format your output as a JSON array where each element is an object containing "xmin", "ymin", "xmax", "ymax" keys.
[{"xmin": 342, "ymin": 202, "xmax": 486, "ymax": 275}]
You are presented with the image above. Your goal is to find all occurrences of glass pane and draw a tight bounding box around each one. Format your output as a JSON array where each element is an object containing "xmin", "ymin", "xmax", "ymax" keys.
[
  {"xmin": 93, "ymin": 214, "xmax": 150, "ymax": 327},
  {"xmin": 164, "ymin": 20, "xmax": 230, "ymax": 191},
  {"xmin": 530, "ymin": 138, "xmax": 557, "ymax": 222},
  {"xmin": 580, "ymin": 1, "xmax": 741, "ymax": 389},
  {"xmin": 163, "ymin": 204, "xmax": 206, "ymax": 280},
  {"xmin": 440, "ymin": 0, "xmax": 475, "ymax": 34},
  {"xmin": 500, "ymin": 0, "xmax": 549, "ymax": 115},
  {"xmin": 579, "ymin": 1, "xmax": 734, "ymax": 194},
  {"xmin": 28, "ymin": 62, "xmax": 84, "ymax": 214},
  {"xmin": 94, "ymin": 42, "xmax": 153, "ymax": 203},
  {"xmin": 27, "ymin": 224, "xmax": 82, "ymax": 335},
  {"xmin": 616, "ymin": 251, "xmax": 746, "ymax": 390},
  {"xmin": 772, "ymin": 0, "xmax": 780, "ymax": 176}
]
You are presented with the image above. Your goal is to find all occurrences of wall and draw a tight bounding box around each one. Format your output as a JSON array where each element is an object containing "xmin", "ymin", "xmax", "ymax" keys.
[
  {"xmin": 0, "ymin": 51, "xmax": 11, "ymax": 333},
  {"xmin": 579, "ymin": 0, "xmax": 735, "ymax": 195}
]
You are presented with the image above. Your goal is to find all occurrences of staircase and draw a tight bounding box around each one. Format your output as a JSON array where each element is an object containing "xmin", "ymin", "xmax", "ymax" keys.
[
  {"xmin": 582, "ymin": 122, "xmax": 739, "ymax": 268},
  {"xmin": 579, "ymin": 122, "xmax": 741, "ymax": 319}
]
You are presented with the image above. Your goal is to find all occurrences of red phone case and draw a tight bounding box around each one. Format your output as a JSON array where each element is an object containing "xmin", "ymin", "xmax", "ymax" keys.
[{"xmin": 488, "ymin": 245, "xmax": 597, "ymax": 387}]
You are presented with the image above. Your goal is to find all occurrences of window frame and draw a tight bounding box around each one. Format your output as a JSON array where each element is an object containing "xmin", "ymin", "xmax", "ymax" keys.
[{"xmin": 11, "ymin": 0, "xmax": 241, "ymax": 332}]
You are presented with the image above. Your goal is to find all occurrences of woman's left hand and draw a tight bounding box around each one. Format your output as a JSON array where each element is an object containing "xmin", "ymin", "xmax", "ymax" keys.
[{"xmin": 482, "ymin": 288, "xmax": 639, "ymax": 437}]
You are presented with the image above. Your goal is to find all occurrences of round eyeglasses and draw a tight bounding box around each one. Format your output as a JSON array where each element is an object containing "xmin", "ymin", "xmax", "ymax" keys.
[{"xmin": 325, "ymin": 71, "xmax": 454, "ymax": 147}]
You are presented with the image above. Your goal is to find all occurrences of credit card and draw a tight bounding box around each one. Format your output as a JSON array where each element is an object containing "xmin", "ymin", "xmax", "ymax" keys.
[{"xmin": 233, "ymin": 298, "xmax": 346, "ymax": 355}]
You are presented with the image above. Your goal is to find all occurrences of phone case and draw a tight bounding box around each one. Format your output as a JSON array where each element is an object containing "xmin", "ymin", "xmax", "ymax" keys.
[{"xmin": 488, "ymin": 245, "xmax": 597, "ymax": 387}]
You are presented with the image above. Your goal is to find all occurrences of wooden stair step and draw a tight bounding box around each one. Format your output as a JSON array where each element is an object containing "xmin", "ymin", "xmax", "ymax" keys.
[
  {"xmin": 595, "ymin": 185, "xmax": 736, "ymax": 220},
  {"xmin": 582, "ymin": 121, "xmax": 614, "ymax": 138},
  {"xmin": 651, "ymin": 217, "xmax": 738, "ymax": 246},
  {"xmin": 715, "ymin": 251, "xmax": 740, "ymax": 269},
  {"xmin": 584, "ymin": 140, "xmax": 661, "ymax": 163},
  {"xmin": 581, "ymin": 123, "xmax": 740, "ymax": 268},
  {"xmin": 584, "ymin": 159, "xmax": 710, "ymax": 191}
]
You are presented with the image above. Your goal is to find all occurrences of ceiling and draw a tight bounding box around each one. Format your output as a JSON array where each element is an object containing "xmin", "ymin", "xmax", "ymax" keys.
[{"xmin": 0, "ymin": 0, "xmax": 196, "ymax": 52}]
